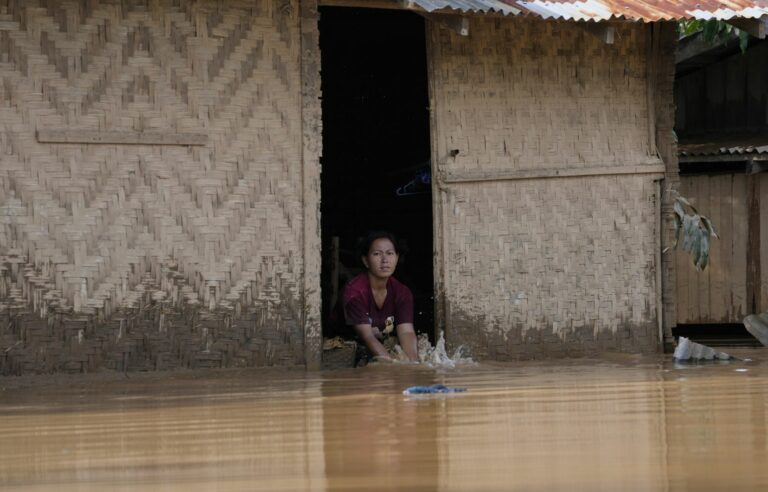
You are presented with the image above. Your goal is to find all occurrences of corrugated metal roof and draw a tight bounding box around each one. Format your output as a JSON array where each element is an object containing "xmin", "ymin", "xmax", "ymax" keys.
[
  {"xmin": 410, "ymin": 0, "xmax": 768, "ymax": 22},
  {"xmin": 511, "ymin": 1, "xmax": 768, "ymax": 22},
  {"xmin": 409, "ymin": 0, "xmax": 519, "ymax": 15},
  {"xmin": 678, "ymin": 134, "xmax": 768, "ymax": 156}
]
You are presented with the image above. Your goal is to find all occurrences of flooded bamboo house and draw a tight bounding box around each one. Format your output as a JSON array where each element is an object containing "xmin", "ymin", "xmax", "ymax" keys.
[{"xmin": 1, "ymin": 0, "xmax": 767, "ymax": 374}]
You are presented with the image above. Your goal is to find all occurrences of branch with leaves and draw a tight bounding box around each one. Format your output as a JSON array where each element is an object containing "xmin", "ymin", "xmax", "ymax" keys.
[
  {"xmin": 678, "ymin": 19, "xmax": 750, "ymax": 53},
  {"xmin": 664, "ymin": 190, "xmax": 719, "ymax": 271}
]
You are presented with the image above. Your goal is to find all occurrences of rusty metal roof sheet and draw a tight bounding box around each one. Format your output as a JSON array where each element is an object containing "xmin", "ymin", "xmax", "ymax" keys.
[
  {"xmin": 411, "ymin": 0, "xmax": 768, "ymax": 22},
  {"xmin": 678, "ymin": 133, "xmax": 768, "ymax": 157},
  {"xmin": 510, "ymin": 1, "xmax": 768, "ymax": 22}
]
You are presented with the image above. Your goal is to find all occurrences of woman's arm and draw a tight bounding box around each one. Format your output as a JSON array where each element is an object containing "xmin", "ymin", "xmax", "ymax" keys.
[
  {"xmin": 353, "ymin": 324, "xmax": 393, "ymax": 361},
  {"xmin": 396, "ymin": 323, "xmax": 419, "ymax": 362}
]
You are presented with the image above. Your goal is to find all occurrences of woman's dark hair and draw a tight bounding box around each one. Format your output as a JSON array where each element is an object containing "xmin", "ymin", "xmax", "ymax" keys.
[{"xmin": 357, "ymin": 230, "xmax": 406, "ymax": 258}]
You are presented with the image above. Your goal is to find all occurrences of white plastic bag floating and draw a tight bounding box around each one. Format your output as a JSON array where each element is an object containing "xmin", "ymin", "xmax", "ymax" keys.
[{"xmin": 673, "ymin": 336, "xmax": 732, "ymax": 361}]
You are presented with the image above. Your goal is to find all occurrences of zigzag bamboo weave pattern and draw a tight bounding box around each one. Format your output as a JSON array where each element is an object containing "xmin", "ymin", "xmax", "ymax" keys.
[{"xmin": 0, "ymin": 0, "xmax": 305, "ymax": 373}]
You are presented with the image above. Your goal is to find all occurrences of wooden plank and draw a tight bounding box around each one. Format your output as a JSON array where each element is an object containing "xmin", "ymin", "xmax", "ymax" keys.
[
  {"xmin": 441, "ymin": 161, "xmax": 666, "ymax": 184},
  {"xmin": 697, "ymin": 176, "xmax": 711, "ymax": 321},
  {"xmin": 761, "ymin": 174, "xmax": 768, "ymax": 313},
  {"xmin": 728, "ymin": 17, "xmax": 768, "ymax": 39},
  {"xmin": 747, "ymin": 174, "xmax": 761, "ymax": 315},
  {"xmin": 679, "ymin": 155, "xmax": 768, "ymax": 164},
  {"xmin": 732, "ymin": 174, "xmax": 749, "ymax": 320},
  {"xmin": 687, "ymin": 178, "xmax": 700, "ymax": 323},
  {"xmin": 709, "ymin": 174, "xmax": 725, "ymax": 321},
  {"xmin": 676, "ymin": 177, "xmax": 692, "ymax": 324},
  {"xmin": 721, "ymin": 174, "xmax": 736, "ymax": 321},
  {"xmin": 37, "ymin": 130, "xmax": 208, "ymax": 146},
  {"xmin": 675, "ymin": 197, "xmax": 689, "ymax": 325}
]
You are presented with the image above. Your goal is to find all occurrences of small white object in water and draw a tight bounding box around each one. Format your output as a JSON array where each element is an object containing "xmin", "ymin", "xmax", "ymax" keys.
[{"xmin": 673, "ymin": 336, "xmax": 733, "ymax": 361}]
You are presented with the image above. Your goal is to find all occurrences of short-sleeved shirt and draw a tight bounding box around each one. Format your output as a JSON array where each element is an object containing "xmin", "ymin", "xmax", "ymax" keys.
[{"xmin": 342, "ymin": 273, "xmax": 414, "ymax": 333}]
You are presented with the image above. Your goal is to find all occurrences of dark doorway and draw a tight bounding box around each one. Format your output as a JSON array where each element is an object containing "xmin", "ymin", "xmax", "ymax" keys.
[{"xmin": 319, "ymin": 7, "xmax": 434, "ymax": 340}]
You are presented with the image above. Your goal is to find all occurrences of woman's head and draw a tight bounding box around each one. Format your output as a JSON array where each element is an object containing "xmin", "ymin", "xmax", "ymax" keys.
[{"xmin": 358, "ymin": 231, "xmax": 401, "ymax": 280}]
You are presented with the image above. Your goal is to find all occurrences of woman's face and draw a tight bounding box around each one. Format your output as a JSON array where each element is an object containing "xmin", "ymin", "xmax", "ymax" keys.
[{"xmin": 362, "ymin": 238, "xmax": 399, "ymax": 280}]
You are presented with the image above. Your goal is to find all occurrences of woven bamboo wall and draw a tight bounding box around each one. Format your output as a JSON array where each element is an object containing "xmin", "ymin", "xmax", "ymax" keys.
[
  {"xmin": 0, "ymin": 0, "xmax": 307, "ymax": 374},
  {"xmin": 429, "ymin": 18, "xmax": 668, "ymax": 358}
]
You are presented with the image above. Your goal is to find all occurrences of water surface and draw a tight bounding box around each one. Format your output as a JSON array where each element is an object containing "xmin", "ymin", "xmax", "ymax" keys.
[{"xmin": 1, "ymin": 351, "xmax": 767, "ymax": 491}]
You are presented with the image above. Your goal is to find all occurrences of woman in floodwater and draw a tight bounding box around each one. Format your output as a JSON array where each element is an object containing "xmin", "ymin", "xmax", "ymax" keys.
[{"xmin": 341, "ymin": 231, "xmax": 419, "ymax": 363}]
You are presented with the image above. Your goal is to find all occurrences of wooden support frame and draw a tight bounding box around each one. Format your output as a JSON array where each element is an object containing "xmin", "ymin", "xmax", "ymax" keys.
[
  {"xmin": 728, "ymin": 16, "xmax": 768, "ymax": 39},
  {"xmin": 440, "ymin": 161, "xmax": 666, "ymax": 184},
  {"xmin": 37, "ymin": 130, "xmax": 207, "ymax": 146}
]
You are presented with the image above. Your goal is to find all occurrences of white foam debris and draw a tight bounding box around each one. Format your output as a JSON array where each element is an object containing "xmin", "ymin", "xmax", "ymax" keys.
[{"xmin": 392, "ymin": 331, "xmax": 474, "ymax": 368}]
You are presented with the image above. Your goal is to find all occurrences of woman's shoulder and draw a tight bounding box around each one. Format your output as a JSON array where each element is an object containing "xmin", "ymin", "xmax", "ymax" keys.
[{"xmin": 342, "ymin": 273, "xmax": 369, "ymax": 299}]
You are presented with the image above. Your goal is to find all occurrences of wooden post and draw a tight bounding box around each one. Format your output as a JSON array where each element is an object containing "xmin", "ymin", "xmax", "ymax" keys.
[
  {"xmin": 301, "ymin": 0, "xmax": 323, "ymax": 370},
  {"xmin": 425, "ymin": 20, "xmax": 445, "ymax": 343}
]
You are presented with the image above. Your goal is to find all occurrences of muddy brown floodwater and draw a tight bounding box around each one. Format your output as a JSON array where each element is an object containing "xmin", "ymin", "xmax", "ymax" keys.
[{"xmin": 1, "ymin": 350, "xmax": 767, "ymax": 491}]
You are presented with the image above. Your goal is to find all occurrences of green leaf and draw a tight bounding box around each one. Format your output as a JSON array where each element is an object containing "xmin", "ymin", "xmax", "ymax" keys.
[
  {"xmin": 702, "ymin": 19, "xmax": 720, "ymax": 42},
  {"xmin": 739, "ymin": 30, "xmax": 749, "ymax": 54}
]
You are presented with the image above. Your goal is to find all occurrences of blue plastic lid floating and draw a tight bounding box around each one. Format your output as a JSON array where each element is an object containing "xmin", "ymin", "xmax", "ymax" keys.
[{"xmin": 403, "ymin": 384, "xmax": 467, "ymax": 395}]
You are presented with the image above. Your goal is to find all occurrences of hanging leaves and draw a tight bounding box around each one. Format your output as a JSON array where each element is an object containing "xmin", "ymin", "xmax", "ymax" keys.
[
  {"xmin": 665, "ymin": 191, "xmax": 719, "ymax": 271},
  {"xmin": 677, "ymin": 19, "xmax": 750, "ymax": 53}
]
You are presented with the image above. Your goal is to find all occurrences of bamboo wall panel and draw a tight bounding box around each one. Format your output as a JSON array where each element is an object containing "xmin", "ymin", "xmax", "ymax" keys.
[
  {"xmin": 432, "ymin": 18, "xmax": 653, "ymax": 175},
  {"xmin": 674, "ymin": 174, "xmax": 748, "ymax": 324},
  {"xmin": 430, "ymin": 18, "xmax": 662, "ymax": 358},
  {"xmin": 0, "ymin": 0, "xmax": 306, "ymax": 374}
]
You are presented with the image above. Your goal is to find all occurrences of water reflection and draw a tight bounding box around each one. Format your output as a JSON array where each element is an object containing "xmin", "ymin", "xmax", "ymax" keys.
[{"xmin": 0, "ymin": 352, "xmax": 766, "ymax": 491}]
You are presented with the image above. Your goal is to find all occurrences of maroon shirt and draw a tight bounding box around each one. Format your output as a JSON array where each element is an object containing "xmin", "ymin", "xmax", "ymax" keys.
[{"xmin": 342, "ymin": 273, "xmax": 414, "ymax": 331}]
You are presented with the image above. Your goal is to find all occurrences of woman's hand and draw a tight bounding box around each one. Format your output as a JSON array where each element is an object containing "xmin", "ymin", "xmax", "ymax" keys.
[
  {"xmin": 353, "ymin": 324, "xmax": 391, "ymax": 360},
  {"xmin": 395, "ymin": 323, "xmax": 419, "ymax": 362}
]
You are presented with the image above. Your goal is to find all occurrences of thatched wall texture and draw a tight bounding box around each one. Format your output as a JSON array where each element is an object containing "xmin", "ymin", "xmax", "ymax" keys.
[
  {"xmin": 0, "ymin": 0, "xmax": 309, "ymax": 374},
  {"xmin": 429, "ymin": 18, "xmax": 675, "ymax": 358}
]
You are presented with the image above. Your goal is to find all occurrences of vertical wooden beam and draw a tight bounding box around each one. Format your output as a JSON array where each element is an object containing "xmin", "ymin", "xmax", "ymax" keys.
[
  {"xmin": 747, "ymin": 175, "xmax": 761, "ymax": 315},
  {"xmin": 425, "ymin": 21, "xmax": 446, "ymax": 342},
  {"xmin": 301, "ymin": 0, "xmax": 323, "ymax": 370},
  {"xmin": 652, "ymin": 22, "xmax": 680, "ymax": 351}
]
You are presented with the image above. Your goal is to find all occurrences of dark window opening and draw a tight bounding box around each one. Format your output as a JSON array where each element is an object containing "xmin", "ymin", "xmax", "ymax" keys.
[
  {"xmin": 672, "ymin": 324, "xmax": 762, "ymax": 347},
  {"xmin": 319, "ymin": 7, "xmax": 434, "ymax": 341}
]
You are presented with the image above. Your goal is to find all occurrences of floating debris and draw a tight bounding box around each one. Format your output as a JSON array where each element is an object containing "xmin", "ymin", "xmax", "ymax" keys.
[
  {"xmin": 403, "ymin": 384, "xmax": 466, "ymax": 395},
  {"xmin": 743, "ymin": 314, "xmax": 768, "ymax": 347},
  {"xmin": 673, "ymin": 336, "xmax": 733, "ymax": 361}
]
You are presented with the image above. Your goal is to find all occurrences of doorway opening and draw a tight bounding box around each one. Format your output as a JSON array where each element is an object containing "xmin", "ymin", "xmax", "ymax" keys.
[{"xmin": 319, "ymin": 7, "xmax": 434, "ymax": 341}]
